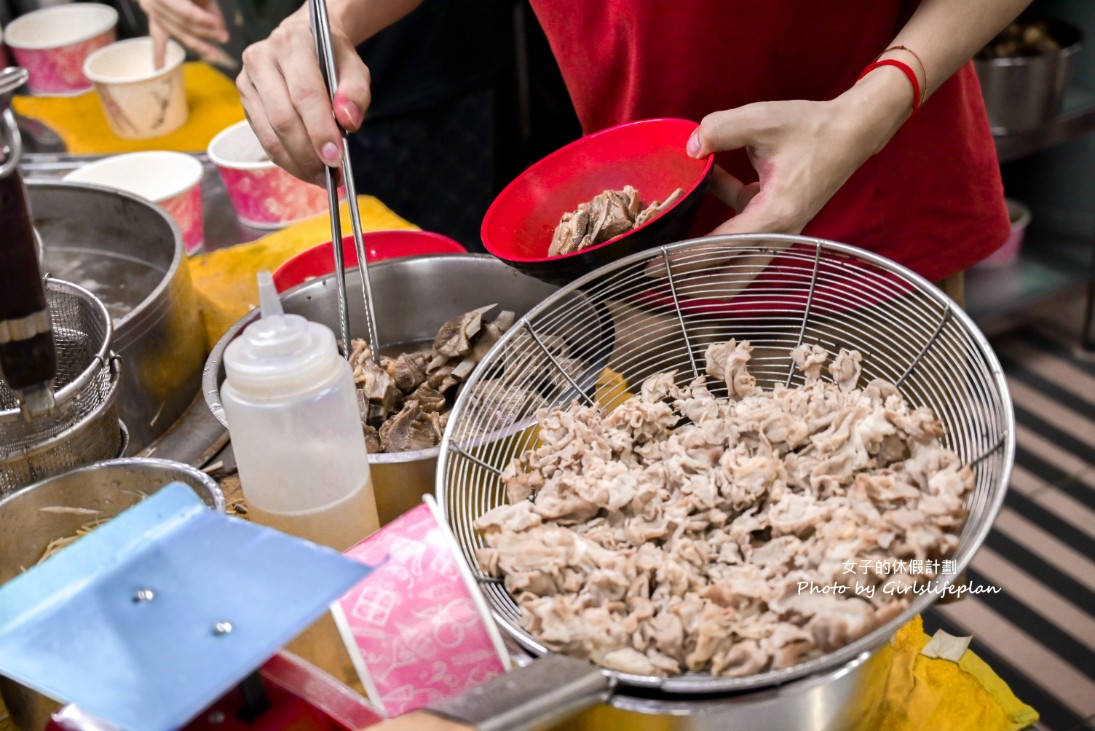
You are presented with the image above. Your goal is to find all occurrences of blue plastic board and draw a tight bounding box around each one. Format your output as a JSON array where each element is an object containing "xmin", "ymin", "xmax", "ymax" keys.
[{"xmin": 0, "ymin": 483, "xmax": 373, "ymax": 731}]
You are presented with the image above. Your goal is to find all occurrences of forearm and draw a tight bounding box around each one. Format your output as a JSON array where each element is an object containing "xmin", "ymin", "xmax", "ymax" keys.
[
  {"xmin": 840, "ymin": 0, "xmax": 1032, "ymax": 156},
  {"xmin": 891, "ymin": 0, "xmax": 1033, "ymax": 99},
  {"xmin": 281, "ymin": 0, "xmax": 423, "ymax": 44},
  {"xmin": 691, "ymin": 1, "xmax": 1033, "ymax": 238}
]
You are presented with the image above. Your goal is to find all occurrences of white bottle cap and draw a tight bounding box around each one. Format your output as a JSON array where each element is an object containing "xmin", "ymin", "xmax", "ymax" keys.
[{"xmin": 223, "ymin": 271, "xmax": 342, "ymax": 397}]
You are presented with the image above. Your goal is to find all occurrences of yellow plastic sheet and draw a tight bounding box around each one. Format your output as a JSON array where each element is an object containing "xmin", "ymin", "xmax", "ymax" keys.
[
  {"xmin": 187, "ymin": 195, "xmax": 415, "ymax": 351},
  {"xmin": 12, "ymin": 62, "xmax": 245, "ymax": 154},
  {"xmin": 562, "ymin": 616, "xmax": 1037, "ymax": 731},
  {"xmin": 874, "ymin": 615, "xmax": 1038, "ymax": 731}
]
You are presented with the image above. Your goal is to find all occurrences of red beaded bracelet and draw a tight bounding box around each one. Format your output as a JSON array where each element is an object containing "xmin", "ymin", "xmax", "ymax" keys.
[{"xmin": 857, "ymin": 58, "xmax": 922, "ymax": 114}]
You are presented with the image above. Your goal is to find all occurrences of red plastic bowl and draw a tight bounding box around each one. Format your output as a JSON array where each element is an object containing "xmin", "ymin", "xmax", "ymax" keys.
[
  {"xmin": 481, "ymin": 118, "xmax": 714, "ymax": 285},
  {"xmin": 273, "ymin": 229, "xmax": 467, "ymax": 291}
]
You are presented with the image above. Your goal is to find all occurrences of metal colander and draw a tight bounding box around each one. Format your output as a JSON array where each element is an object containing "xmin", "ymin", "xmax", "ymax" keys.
[
  {"xmin": 1, "ymin": 278, "xmax": 123, "ymax": 493},
  {"xmin": 437, "ymin": 234, "xmax": 1014, "ymax": 696}
]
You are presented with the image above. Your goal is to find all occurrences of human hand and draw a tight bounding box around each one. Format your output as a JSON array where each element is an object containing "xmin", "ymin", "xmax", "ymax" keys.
[
  {"xmin": 649, "ymin": 74, "xmax": 910, "ymax": 280},
  {"xmin": 237, "ymin": 14, "xmax": 371, "ymax": 186},
  {"xmin": 694, "ymin": 95, "xmax": 895, "ymax": 238},
  {"xmin": 139, "ymin": 0, "xmax": 229, "ymax": 67}
]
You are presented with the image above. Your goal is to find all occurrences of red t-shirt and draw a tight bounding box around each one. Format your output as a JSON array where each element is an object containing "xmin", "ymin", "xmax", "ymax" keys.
[{"xmin": 528, "ymin": 1, "xmax": 1009, "ymax": 281}]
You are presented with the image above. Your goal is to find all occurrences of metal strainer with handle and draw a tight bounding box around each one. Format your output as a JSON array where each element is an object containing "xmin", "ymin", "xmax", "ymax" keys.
[
  {"xmin": 0, "ymin": 278, "xmax": 123, "ymax": 493},
  {"xmin": 436, "ymin": 234, "xmax": 1013, "ymax": 707}
]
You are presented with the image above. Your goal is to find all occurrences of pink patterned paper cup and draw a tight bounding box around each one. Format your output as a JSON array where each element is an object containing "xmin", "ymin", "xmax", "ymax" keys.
[
  {"xmin": 84, "ymin": 37, "xmax": 188, "ymax": 139},
  {"xmin": 63, "ymin": 151, "xmax": 205, "ymax": 255},
  {"xmin": 4, "ymin": 4, "xmax": 117, "ymax": 95},
  {"xmin": 208, "ymin": 119, "xmax": 332, "ymax": 229},
  {"xmin": 159, "ymin": 182, "xmax": 205, "ymax": 255},
  {"xmin": 332, "ymin": 495, "xmax": 510, "ymax": 718}
]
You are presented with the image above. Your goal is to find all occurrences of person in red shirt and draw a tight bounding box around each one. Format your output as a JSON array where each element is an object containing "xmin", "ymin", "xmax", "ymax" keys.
[{"xmin": 237, "ymin": 0, "xmax": 1031, "ymax": 292}]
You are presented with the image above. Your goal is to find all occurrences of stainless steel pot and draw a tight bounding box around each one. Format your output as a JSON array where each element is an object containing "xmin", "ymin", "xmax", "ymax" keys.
[
  {"xmin": 203, "ymin": 254, "xmax": 594, "ymax": 525},
  {"xmin": 28, "ymin": 181, "xmax": 207, "ymax": 453},
  {"xmin": 0, "ymin": 456, "xmax": 224, "ymax": 731},
  {"xmin": 974, "ymin": 18, "xmax": 1082, "ymax": 134},
  {"xmin": 367, "ymin": 647, "xmax": 890, "ymax": 731}
]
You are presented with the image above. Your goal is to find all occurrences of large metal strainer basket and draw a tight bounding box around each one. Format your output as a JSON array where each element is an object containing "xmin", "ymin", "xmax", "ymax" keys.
[
  {"xmin": 1, "ymin": 278, "xmax": 123, "ymax": 493},
  {"xmin": 437, "ymin": 234, "xmax": 1014, "ymax": 696}
]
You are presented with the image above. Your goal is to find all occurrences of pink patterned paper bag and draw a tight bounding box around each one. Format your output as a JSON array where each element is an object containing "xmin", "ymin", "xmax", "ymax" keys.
[{"xmin": 333, "ymin": 496, "xmax": 510, "ymax": 718}]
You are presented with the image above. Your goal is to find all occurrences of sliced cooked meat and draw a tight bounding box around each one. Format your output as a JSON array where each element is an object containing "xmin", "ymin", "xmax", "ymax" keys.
[
  {"xmin": 549, "ymin": 208, "xmax": 592, "ymax": 257},
  {"xmin": 469, "ymin": 310, "xmax": 515, "ymax": 363},
  {"xmin": 549, "ymin": 185, "xmax": 686, "ymax": 257},
  {"xmin": 363, "ymin": 425, "xmax": 381, "ymax": 454},
  {"xmin": 407, "ymin": 383, "xmax": 447, "ymax": 413},
  {"xmin": 478, "ymin": 340, "xmax": 972, "ymax": 678},
  {"xmin": 388, "ymin": 351, "xmax": 429, "ymax": 393},
  {"xmin": 705, "ymin": 339, "xmax": 756, "ymax": 398},
  {"xmin": 634, "ymin": 187, "xmax": 685, "ymax": 227},
  {"xmin": 378, "ymin": 400, "xmax": 443, "ymax": 452},
  {"xmin": 349, "ymin": 304, "xmax": 564, "ymax": 454},
  {"xmin": 356, "ymin": 359, "xmax": 401, "ymax": 422},
  {"xmin": 433, "ymin": 304, "xmax": 496, "ymax": 360}
]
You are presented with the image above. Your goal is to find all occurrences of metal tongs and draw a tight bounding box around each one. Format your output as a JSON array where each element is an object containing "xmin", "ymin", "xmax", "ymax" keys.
[{"xmin": 307, "ymin": 0, "xmax": 381, "ymax": 364}]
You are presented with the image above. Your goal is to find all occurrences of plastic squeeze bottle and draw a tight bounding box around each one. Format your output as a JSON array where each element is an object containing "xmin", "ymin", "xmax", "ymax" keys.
[{"xmin": 221, "ymin": 271, "xmax": 380, "ymax": 551}]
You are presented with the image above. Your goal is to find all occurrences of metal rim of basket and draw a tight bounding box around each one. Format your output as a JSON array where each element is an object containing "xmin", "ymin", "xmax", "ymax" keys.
[
  {"xmin": 0, "ymin": 278, "xmax": 115, "ymax": 424},
  {"xmin": 436, "ymin": 232, "xmax": 1015, "ymax": 696},
  {"xmin": 2, "ymin": 366, "xmax": 122, "ymax": 463},
  {"xmin": 1, "ymin": 455, "xmax": 228, "ymax": 514}
]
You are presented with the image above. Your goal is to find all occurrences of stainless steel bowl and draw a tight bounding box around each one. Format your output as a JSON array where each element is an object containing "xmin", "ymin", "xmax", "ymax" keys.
[
  {"xmin": 0, "ymin": 456, "xmax": 224, "ymax": 579},
  {"xmin": 29, "ymin": 181, "xmax": 207, "ymax": 454},
  {"xmin": 203, "ymin": 254, "xmax": 604, "ymax": 524},
  {"xmin": 974, "ymin": 18, "xmax": 1082, "ymax": 134},
  {"xmin": 0, "ymin": 456, "xmax": 224, "ymax": 730}
]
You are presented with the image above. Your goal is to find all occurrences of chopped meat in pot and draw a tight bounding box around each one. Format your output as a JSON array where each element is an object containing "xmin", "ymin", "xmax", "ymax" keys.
[{"xmin": 351, "ymin": 305, "xmax": 518, "ymax": 453}]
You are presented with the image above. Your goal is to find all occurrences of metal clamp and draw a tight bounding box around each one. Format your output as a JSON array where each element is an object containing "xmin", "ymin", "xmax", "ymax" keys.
[
  {"xmin": 1, "ymin": 108, "xmax": 23, "ymax": 180},
  {"xmin": 0, "ymin": 68, "xmax": 30, "ymax": 180},
  {"xmin": 426, "ymin": 654, "xmax": 614, "ymax": 731}
]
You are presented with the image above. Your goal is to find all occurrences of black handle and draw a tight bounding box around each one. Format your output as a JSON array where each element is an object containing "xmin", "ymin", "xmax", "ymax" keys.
[{"xmin": 0, "ymin": 169, "xmax": 56, "ymax": 391}]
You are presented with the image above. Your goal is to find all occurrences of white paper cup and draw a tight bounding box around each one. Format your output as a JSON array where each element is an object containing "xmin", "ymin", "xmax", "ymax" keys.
[
  {"xmin": 83, "ymin": 37, "xmax": 187, "ymax": 139},
  {"xmin": 3, "ymin": 3, "xmax": 117, "ymax": 95},
  {"xmin": 63, "ymin": 151, "xmax": 205, "ymax": 255},
  {"xmin": 332, "ymin": 495, "xmax": 510, "ymax": 717}
]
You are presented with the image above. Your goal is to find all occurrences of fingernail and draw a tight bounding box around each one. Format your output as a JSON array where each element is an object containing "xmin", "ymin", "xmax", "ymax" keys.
[
  {"xmin": 339, "ymin": 100, "xmax": 362, "ymax": 127},
  {"xmin": 686, "ymin": 129, "xmax": 701, "ymax": 157},
  {"xmin": 320, "ymin": 141, "xmax": 341, "ymax": 166}
]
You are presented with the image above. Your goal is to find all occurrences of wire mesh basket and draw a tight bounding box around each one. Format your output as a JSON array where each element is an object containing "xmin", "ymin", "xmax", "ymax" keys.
[
  {"xmin": 437, "ymin": 234, "xmax": 1014, "ymax": 695},
  {"xmin": 1, "ymin": 278, "xmax": 123, "ymax": 494}
]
